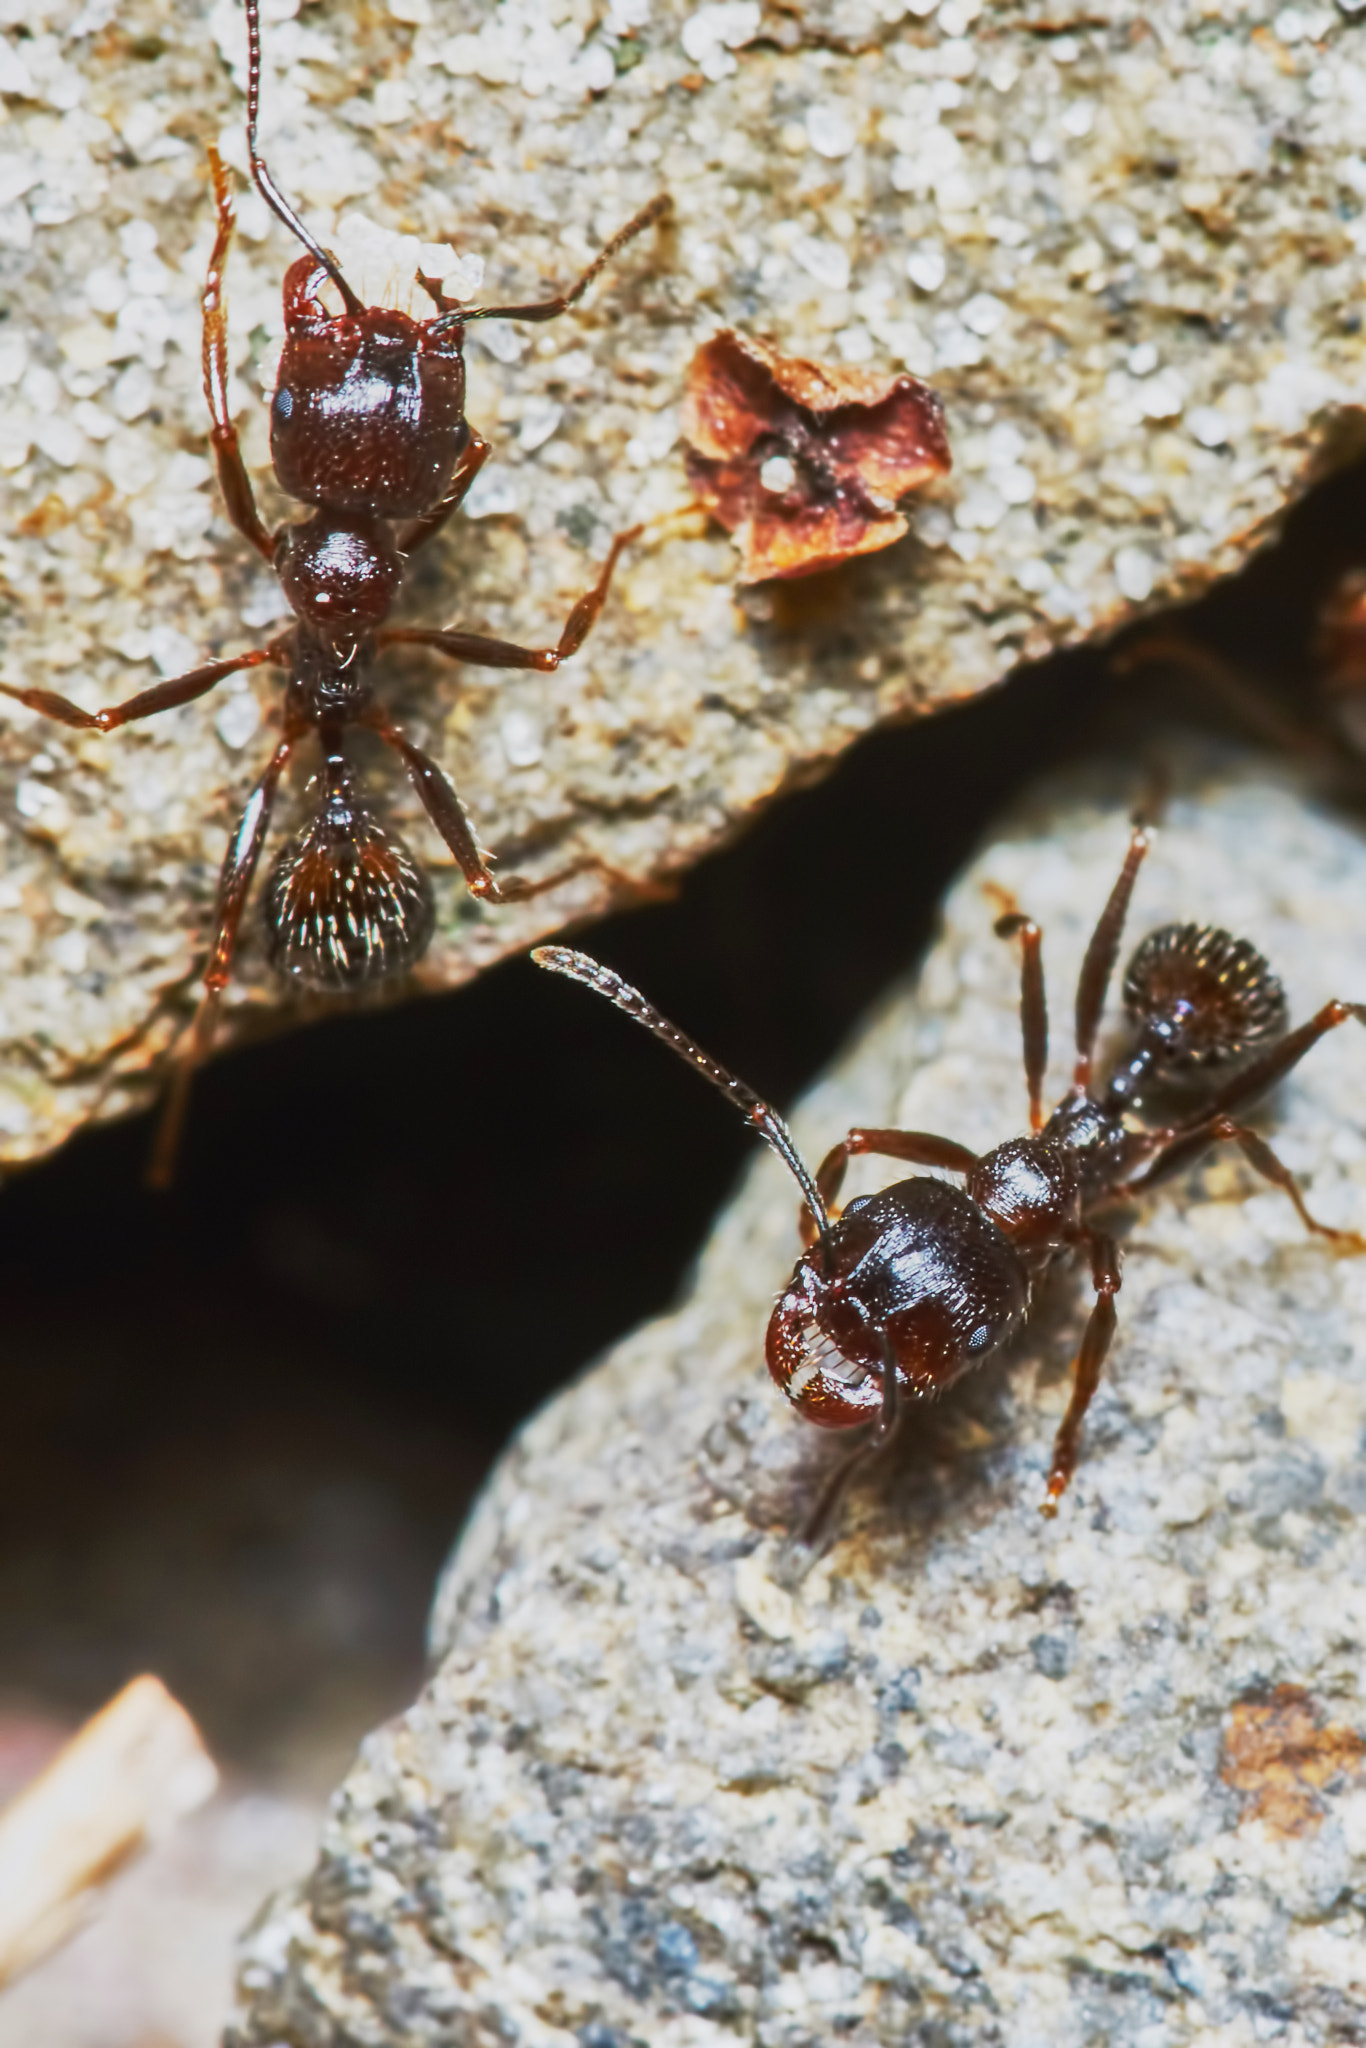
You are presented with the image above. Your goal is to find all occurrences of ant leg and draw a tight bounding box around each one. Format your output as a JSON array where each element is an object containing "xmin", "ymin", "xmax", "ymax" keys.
[
  {"xmin": 1212, "ymin": 1117, "xmax": 1366, "ymax": 1248},
  {"xmin": 1133, "ymin": 1110, "xmax": 1366, "ymax": 1251},
  {"xmin": 0, "ymin": 643, "xmax": 288, "ymax": 733},
  {"xmin": 359, "ymin": 703, "xmax": 511, "ymax": 900},
  {"xmin": 395, "ymin": 432, "xmax": 491, "ymax": 557},
  {"xmin": 203, "ymin": 148, "xmax": 277, "ymax": 565},
  {"xmin": 1073, "ymin": 824, "xmax": 1151, "ymax": 1092},
  {"xmin": 377, "ymin": 525, "xmax": 642, "ymax": 675},
  {"xmin": 1128, "ymin": 999, "xmax": 1366, "ymax": 1203},
  {"xmin": 1041, "ymin": 1229, "xmax": 1121, "ymax": 1517},
  {"xmin": 365, "ymin": 706, "xmax": 654, "ymax": 907},
  {"xmin": 994, "ymin": 910, "xmax": 1048, "ymax": 1130},
  {"xmin": 795, "ymin": 1328, "xmax": 903, "ymax": 1554},
  {"xmin": 1114, "ymin": 634, "xmax": 1336, "ymax": 769},
  {"xmin": 452, "ymin": 194, "xmax": 671, "ymax": 326},
  {"xmin": 802, "ymin": 1128, "xmax": 978, "ymax": 1245},
  {"xmin": 147, "ymin": 731, "xmax": 297, "ymax": 1188}
]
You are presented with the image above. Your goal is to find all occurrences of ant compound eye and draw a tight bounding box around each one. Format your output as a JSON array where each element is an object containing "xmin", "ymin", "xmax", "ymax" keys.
[
  {"xmin": 1123, "ymin": 923, "xmax": 1288, "ymax": 1067},
  {"xmin": 264, "ymin": 779, "xmax": 435, "ymax": 992},
  {"xmin": 277, "ymin": 514, "xmax": 403, "ymax": 629}
]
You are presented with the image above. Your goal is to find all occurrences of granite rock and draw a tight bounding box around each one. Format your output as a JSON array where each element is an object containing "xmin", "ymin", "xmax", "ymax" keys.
[
  {"xmin": 229, "ymin": 756, "xmax": 1366, "ymax": 2047},
  {"xmin": 3, "ymin": 0, "xmax": 1366, "ymax": 1158}
]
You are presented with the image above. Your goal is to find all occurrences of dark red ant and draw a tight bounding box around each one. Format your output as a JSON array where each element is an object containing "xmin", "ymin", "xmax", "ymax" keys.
[
  {"xmin": 535, "ymin": 824, "xmax": 1366, "ymax": 1543},
  {"xmin": 0, "ymin": 0, "xmax": 667, "ymax": 1182}
]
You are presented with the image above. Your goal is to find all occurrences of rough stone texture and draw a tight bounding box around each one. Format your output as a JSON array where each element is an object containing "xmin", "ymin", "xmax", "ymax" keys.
[
  {"xmin": 3, "ymin": 0, "xmax": 1366, "ymax": 1160},
  {"xmin": 229, "ymin": 755, "xmax": 1366, "ymax": 2048}
]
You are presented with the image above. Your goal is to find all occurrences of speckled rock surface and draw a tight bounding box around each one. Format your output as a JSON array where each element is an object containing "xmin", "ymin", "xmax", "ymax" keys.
[
  {"xmin": 229, "ymin": 756, "xmax": 1366, "ymax": 2048},
  {"xmin": 3, "ymin": 0, "xmax": 1366, "ymax": 1161}
]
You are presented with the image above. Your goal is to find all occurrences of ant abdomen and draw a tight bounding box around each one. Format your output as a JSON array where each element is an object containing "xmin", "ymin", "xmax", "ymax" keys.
[
  {"xmin": 273, "ymin": 260, "xmax": 470, "ymax": 519},
  {"xmin": 264, "ymin": 776, "xmax": 434, "ymax": 992},
  {"xmin": 767, "ymin": 1178, "xmax": 1028, "ymax": 1427},
  {"xmin": 1107, "ymin": 922, "xmax": 1288, "ymax": 1107}
]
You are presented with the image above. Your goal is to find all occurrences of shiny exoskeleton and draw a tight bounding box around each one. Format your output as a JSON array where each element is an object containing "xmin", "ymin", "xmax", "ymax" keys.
[
  {"xmin": 535, "ymin": 824, "xmax": 1366, "ymax": 1542},
  {"xmin": 1, "ymin": 0, "xmax": 667, "ymax": 1182}
]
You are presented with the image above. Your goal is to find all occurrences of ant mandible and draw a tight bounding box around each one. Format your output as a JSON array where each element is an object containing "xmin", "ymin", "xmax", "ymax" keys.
[
  {"xmin": 535, "ymin": 824, "xmax": 1366, "ymax": 1545},
  {"xmin": 1, "ymin": 0, "xmax": 667, "ymax": 1182}
]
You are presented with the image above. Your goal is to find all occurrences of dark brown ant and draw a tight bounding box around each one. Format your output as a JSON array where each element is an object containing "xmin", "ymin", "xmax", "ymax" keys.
[
  {"xmin": 535, "ymin": 824, "xmax": 1366, "ymax": 1544},
  {"xmin": 1, "ymin": 0, "xmax": 668, "ymax": 1182}
]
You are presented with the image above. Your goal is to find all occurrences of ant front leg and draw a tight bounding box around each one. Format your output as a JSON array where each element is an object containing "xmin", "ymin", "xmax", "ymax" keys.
[
  {"xmin": 994, "ymin": 908, "xmax": 1048, "ymax": 1130},
  {"xmin": 147, "ymin": 729, "xmax": 299, "ymax": 1188},
  {"xmin": 794, "ymin": 1325, "xmax": 904, "ymax": 1558},
  {"xmin": 202, "ymin": 148, "xmax": 277, "ymax": 565},
  {"xmin": 802, "ymin": 1128, "xmax": 978, "ymax": 1245},
  {"xmin": 1041, "ymin": 1228, "xmax": 1121, "ymax": 1517},
  {"xmin": 378, "ymin": 525, "xmax": 642, "ymax": 677},
  {"xmin": 395, "ymin": 431, "xmax": 491, "ymax": 559}
]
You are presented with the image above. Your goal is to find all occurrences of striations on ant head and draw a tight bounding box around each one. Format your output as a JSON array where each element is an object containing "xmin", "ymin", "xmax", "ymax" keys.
[
  {"xmin": 1, "ymin": 0, "xmax": 670, "ymax": 1182},
  {"xmin": 534, "ymin": 822, "xmax": 1366, "ymax": 1549}
]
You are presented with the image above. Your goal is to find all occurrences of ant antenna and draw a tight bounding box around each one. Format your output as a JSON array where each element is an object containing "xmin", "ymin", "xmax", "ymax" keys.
[
  {"xmin": 243, "ymin": 0, "xmax": 363, "ymax": 316},
  {"xmin": 533, "ymin": 947, "xmax": 831, "ymax": 1241}
]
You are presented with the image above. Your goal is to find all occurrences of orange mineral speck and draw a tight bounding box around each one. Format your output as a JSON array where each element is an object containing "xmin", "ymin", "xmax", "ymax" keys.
[
  {"xmin": 1221, "ymin": 1684, "xmax": 1366, "ymax": 1838},
  {"xmin": 681, "ymin": 328, "xmax": 952, "ymax": 583}
]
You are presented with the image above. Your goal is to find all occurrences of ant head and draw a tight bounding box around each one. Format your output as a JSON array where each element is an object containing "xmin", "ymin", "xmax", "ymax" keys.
[
  {"xmin": 766, "ymin": 1178, "xmax": 1030, "ymax": 1427},
  {"xmin": 276, "ymin": 509, "xmax": 404, "ymax": 629},
  {"xmin": 1122, "ymin": 923, "xmax": 1287, "ymax": 1070},
  {"xmin": 264, "ymin": 765, "xmax": 435, "ymax": 991},
  {"xmin": 272, "ymin": 261, "xmax": 470, "ymax": 520}
]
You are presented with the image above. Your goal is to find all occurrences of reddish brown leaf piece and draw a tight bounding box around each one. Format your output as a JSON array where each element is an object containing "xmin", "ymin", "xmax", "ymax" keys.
[
  {"xmin": 682, "ymin": 328, "xmax": 952, "ymax": 583},
  {"xmin": 1221, "ymin": 1684, "xmax": 1366, "ymax": 1838}
]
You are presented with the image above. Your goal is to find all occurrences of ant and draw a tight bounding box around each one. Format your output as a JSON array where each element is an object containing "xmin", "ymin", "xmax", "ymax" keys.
[
  {"xmin": 0, "ymin": 0, "xmax": 668, "ymax": 1182},
  {"xmin": 535, "ymin": 823, "xmax": 1366, "ymax": 1546}
]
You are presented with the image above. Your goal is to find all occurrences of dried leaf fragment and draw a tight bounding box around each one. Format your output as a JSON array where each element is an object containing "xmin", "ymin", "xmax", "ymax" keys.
[
  {"xmin": 682, "ymin": 328, "xmax": 951, "ymax": 583},
  {"xmin": 1221, "ymin": 1683, "xmax": 1365, "ymax": 1837}
]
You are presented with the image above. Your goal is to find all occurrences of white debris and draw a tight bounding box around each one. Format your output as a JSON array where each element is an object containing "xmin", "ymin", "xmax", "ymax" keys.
[
  {"xmin": 518, "ymin": 398, "xmax": 563, "ymax": 452},
  {"xmin": 805, "ymin": 103, "xmax": 856, "ymax": 160},
  {"xmin": 500, "ymin": 709, "xmax": 544, "ymax": 766},
  {"xmin": 790, "ymin": 234, "xmax": 851, "ymax": 292},
  {"xmin": 1113, "ymin": 545, "xmax": 1158, "ymax": 602},
  {"xmin": 906, "ymin": 247, "xmax": 947, "ymax": 293},
  {"xmin": 960, "ymin": 292, "xmax": 1007, "ymax": 338},
  {"xmin": 680, "ymin": 1, "xmax": 759, "ymax": 82}
]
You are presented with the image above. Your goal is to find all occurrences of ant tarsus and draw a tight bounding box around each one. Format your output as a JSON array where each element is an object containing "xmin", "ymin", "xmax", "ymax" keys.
[
  {"xmin": 534, "ymin": 824, "xmax": 1366, "ymax": 1546},
  {"xmin": 2, "ymin": 0, "xmax": 668, "ymax": 1183}
]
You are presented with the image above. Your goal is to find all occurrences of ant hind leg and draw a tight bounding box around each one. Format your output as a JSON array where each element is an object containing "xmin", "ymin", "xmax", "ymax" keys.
[{"xmin": 146, "ymin": 732, "xmax": 297, "ymax": 1188}]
